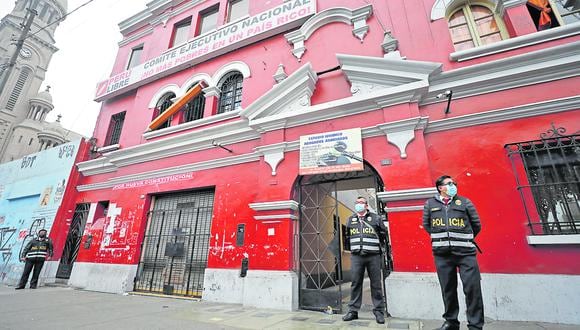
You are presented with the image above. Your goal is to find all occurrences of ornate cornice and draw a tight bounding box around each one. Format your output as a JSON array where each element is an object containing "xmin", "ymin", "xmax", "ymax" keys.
[
  {"xmin": 248, "ymin": 200, "xmax": 299, "ymax": 211},
  {"xmin": 424, "ymin": 41, "xmax": 580, "ymax": 105},
  {"xmin": 285, "ymin": 5, "xmax": 372, "ymax": 61},
  {"xmin": 240, "ymin": 63, "xmax": 317, "ymax": 123},
  {"xmin": 425, "ymin": 95, "xmax": 580, "ymax": 133}
]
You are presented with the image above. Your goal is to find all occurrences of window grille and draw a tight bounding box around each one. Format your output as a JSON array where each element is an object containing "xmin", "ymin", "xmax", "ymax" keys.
[
  {"xmin": 153, "ymin": 93, "xmax": 175, "ymax": 130},
  {"xmin": 505, "ymin": 125, "xmax": 580, "ymax": 235},
  {"xmin": 217, "ymin": 72, "xmax": 243, "ymax": 114},
  {"xmin": 105, "ymin": 111, "xmax": 126, "ymax": 146},
  {"xmin": 183, "ymin": 92, "xmax": 205, "ymax": 123},
  {"xmin": 6, "ymin": 68, "xmax": 31, "ymax": 111}
]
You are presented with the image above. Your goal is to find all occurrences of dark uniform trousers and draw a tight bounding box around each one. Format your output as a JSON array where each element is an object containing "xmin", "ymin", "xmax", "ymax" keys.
[
  {"xmin": 434, "ymin": 254, "xmax": 484, "ymax": 330},
  {"xmin": 18, "ymin": 258, "xmax": 45, "ymax": 288},
  {"xmin": 348, "ymin": 253, "xmax": 385, "ymax": 313}
]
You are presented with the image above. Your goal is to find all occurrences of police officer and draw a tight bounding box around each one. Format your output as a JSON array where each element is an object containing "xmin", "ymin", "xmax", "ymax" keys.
[
  {"xmin": 15, "ymin": 229, "xmax": 53, "ymax": 290},
  {"xmin": 422, "ymin": 175, "xmax": 484, "ymax": 330},
  {"xmin": 342, "ymin": 196, "xmax": 388, "ymax": 324}
]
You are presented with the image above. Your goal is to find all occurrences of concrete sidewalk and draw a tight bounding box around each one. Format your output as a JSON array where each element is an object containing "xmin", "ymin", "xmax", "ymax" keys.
[{"xmin": 0, "ymin": 285, "xmax": 576, "ymax": 330}]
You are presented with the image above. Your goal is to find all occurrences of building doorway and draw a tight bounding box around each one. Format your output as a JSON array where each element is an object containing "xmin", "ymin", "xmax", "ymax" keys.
[
  {"xmin": 295, "ymin": 163, "xmax": 392, "ymax": 313},
  {"xmin": 133, "ymin": 188, "xmax": 214, "ymax": 297},
  {"xmin": 56, "ymin": 203, "xmax": 90, "ymax": 279}
]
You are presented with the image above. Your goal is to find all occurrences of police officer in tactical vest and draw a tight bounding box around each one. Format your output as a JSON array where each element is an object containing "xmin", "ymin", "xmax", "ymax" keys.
[
  {"xmin": 15, "ymin": 229, "xmax": 53, "ymax": 290},
  {"xmin": 342, "ymin": 196, "xmax": 388, "ymax": 324},
  {"xmin": 423, "ymin": 175, "xmax": 484, "ymax": 330}
]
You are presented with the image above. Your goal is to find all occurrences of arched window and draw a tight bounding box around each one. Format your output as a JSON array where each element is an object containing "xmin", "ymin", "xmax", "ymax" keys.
[
  {"xmin": 153, "ymin": 92, "xmax": 175, "ymax": 130},
  {"xmin": 448, "ymin": 4, "xmax": 505, "ymax": 51},
  {"xmin": 182, "ymin": 86, "xmax": 205, "ymax": 123},
  {"xmin": 217, "ymin": 72, "xmax": 243, "ymax": 114}
]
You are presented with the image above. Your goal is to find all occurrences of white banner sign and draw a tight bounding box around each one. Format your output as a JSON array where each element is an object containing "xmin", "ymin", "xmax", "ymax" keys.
[
  {"xmin": 299, "ymin": 128, "xmax": 364, "ymax": 175},
  {"xmin": 95, "ymin": 0, "xmax": 316, "ymax": 101}
]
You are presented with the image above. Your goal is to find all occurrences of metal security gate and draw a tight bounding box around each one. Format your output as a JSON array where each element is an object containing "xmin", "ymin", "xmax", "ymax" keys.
[
  {"xmin": 56, "ymin": 203, "xmax": 90, "ymax": 279},
  {"xmin": 299, "ymin": 180, "xmax": 342, "ymax": 311},
  {"xmin": 134, "ymin": 189, "xmax": 214, "ymax": 297},
  {"xmin": 298, "ymin": 165, "xmax": 389, "ymax": 312}
]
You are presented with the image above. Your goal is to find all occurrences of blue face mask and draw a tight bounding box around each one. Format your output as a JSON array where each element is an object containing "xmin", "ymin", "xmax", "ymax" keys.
[
  {"xmin": 354, "ymin": 203, "xmax": 366, "ymax": 213},
  {"xmin": 446, "ymin": 184, "xmax": 458, "ymax": 197}
]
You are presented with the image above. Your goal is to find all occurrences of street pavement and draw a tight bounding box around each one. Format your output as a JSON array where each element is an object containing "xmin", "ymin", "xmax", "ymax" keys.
[{"xmin": 0, "ymin": 285, "xmax": 577, "ymax": 330}]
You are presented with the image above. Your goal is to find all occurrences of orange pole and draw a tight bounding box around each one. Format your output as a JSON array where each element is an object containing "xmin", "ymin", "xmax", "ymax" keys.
[{"xmin": 148, "ymin": 81, "xmax": 208, "ymax": 131}]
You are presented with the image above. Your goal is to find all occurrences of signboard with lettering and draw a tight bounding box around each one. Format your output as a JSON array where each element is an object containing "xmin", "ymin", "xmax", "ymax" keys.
[
  {"xmin": 95, "ymin": 0, "xmax": 316, "ymax": 101},
  {"xmin": 299, "ymin": 128, "xmax": 364, "ymax": 175}
]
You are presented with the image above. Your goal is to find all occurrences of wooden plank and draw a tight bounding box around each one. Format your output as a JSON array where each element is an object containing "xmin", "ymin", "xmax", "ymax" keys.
[{"xmin": 148, "ymin": 80, "xmax": 208, "ymax": 131}]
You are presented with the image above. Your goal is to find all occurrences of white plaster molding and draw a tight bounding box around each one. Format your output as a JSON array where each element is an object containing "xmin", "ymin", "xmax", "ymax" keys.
[
  {"xmin": 285, "ymin": 5, "xmax": 373, "ymax": 60},
  {"xmin": 431, "ymin": 0, "xmax": 506, "ymax": 21},
  {"xmin": 425, "ymin": 95, "xmax": 580, "ymax": 133},
  {"xmin": 181, "ymin": 73, "xmax": 213, "ymax": 94},
  {"xmin": 248, "ymin": 200, "xmax": 299, "ymax": 212},
  {"xmin": 337, "ymin": 53, "xmax": 442, "ymax": 96},
  {"xmin": 119, "ymin": 0, "xmax": 203, "ymax": 37},
  {"xmin": 377, "ymin": 187, "xmax": 437, "ymax": 202},
  {"xmin": 381, "ymin": 31, "xmax": 399, "ymax": 54},
  {"xmin": 96, "ymin": 144, "xmax": 120, "ymax": 154},
  {"xmin": 527, "ymin": 234, "xmax": 580, "ymax": 245},
  {"xmin": 254, "ymin": 214, "xmax": 298, "ymax": 221},
  {"xmin": 212, "ymin": 61, "xmax": 251, "ymax": 84},
  {"xmin": 77, "ymin": 120, "xmax": 259, "ymax": 175},
  {"xmin": 273, "ymin": 64, "xmax": 288, "ymax": 84},
  {"xmin": 77, "ymin": 153, "xmax": 261, "ymax": 191},
  {"xmin": 385, "ymin": 205, "xmax": 425, "ymax": 213},
  {"xmin": 424, "ymin": 41, "xmax": 580, "ymax": 105},
  {"xmin": 76, "ymin": 157, "xmax": 117, "ymax": 176},
  {"xmin": 147, "ymin": 84, "xmax": 181, "ymax": 108},
  {"xmin": 250, "ymin": 80, "xmax": 430, "ymax": 134},
  {"xmin": 450, "ymin": 22, "xmax": 580, "ymax": 62},
  {"xmin": 241, "ymin": 63, "xmax": 318, "ymax": 122},
  {"xmin": 109, "ymin": 121, "xmax": 258, "ymax": 167},
  {"xmin": 377, "ymin": 117, "xmax": 429, "ymax": 158},
  {"xmin": 255, "ymin": 142, "xmax": 289, "ymax": 176},
  {"xmin": 202, "ymin": 86, "xmax": 221, "ymax": 98},
  {"xmin": 143, "ymin": 110, "xmax": 241, "ymax": 140}
]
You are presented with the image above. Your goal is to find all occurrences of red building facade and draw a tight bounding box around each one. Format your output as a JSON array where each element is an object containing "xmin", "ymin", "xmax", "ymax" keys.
[{"xmin": 64, "ymin": 0, "xmax": 579, "ymax": 324}]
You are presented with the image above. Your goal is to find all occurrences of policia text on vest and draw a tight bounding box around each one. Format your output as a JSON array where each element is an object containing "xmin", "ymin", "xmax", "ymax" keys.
[
  {"xmin": 343, "ymin": 206, "xmax": 388, "ymax": 324},
  {"xmin": 422, "ymin": 175, "xmax": 484, "ymax": 330}
]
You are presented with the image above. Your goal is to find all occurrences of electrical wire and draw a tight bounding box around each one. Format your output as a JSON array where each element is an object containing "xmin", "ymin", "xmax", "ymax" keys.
[{"xmin": 27, "ymin": 0, "xmax": 96, "ymax": 38}]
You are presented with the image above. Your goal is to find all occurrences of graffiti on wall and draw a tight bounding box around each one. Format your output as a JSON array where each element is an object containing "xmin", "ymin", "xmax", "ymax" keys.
[{"xmin": 0, "ymin": 140, "xmax": 81, "ymax": 284}]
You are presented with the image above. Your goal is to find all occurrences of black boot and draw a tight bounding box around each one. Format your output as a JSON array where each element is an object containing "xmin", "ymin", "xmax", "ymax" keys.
[
  {"xmin": 434, "ymin": 321, "xmax": 460, "ymax": 330},
  {"xmin": 342, "ymin": 311, "xmax": 358, "ymax": 321},
  {"xmin": 14, "ymin": 286, "xmax": 24, "ymax": 290},
  {"xmin": 373, "ymin": 311, "xmax": 385, "ymax": 324}
]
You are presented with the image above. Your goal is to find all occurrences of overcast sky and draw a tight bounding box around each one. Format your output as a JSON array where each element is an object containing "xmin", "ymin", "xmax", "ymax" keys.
[{"xmin": 0, "ymin": 0, "xmax": 150, "ymax": 137}]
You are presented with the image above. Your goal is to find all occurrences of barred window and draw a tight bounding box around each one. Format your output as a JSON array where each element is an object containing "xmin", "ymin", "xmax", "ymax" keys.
[
  {"xmin": 505, "ymin": 127, "xmax": 580, "ymax": 236},
  {"xmin": 182, "ymin": 88, "xmax": 205, "ymax": 123},
  {"xmin": 217, "ymin": 72, "xmax": 243, "ymax": 114},
  {"xmin": 153, "ymin": 93, "xmax": 176, "ymax": 130},
  {"xmin": 105, "ymin": 111, "xmax": 126, "ymax": 146}
]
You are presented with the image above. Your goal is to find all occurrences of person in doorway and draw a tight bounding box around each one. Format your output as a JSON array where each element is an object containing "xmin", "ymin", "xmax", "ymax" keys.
[
  {"xmin": 342, "ymin": 196, "xmax": 388, "ymax": 324},
  {"xmin": 422, "ymin": 175, "xmax": 484, "ymax": 330},
  {"xmin": 15, "ymin": 229, "xmax": 53, "ymax": 290}
]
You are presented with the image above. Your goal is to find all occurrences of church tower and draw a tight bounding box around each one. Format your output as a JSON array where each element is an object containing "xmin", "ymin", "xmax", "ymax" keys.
[{"xmin": 0, "ymin": 0, "xmax": 79, "ymax": 163}]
